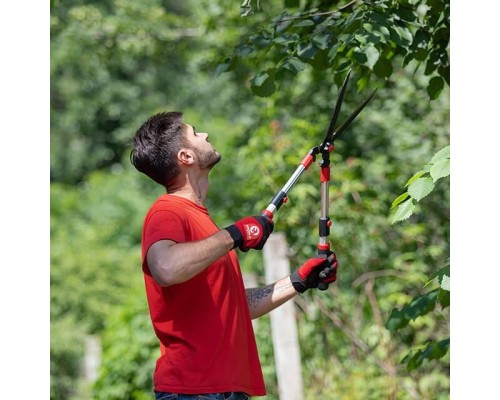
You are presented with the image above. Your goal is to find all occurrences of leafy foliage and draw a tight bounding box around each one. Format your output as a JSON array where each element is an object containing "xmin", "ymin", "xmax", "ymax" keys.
[
  {"xmin": 387, "ymin": 144, "xmax": 450, "ymax": 372},
  {"xmin": 51, "ymin": 0, "xmax": 245, "ymax": 184},
  {"xmin": 401, "ymin": 338, "xmax": 450, "ymax": 372},
  {"xmin": 386, "ymin": 288, "xmax": 445, "ymax": 332},
  {"xmin": 50, "ymin": 316, "xmax": 86, "ymax": 400},
  {"xmin": 391, "ymin": 145, "xmax": 450, "ymax": 223},
  {"xmin": 209, "ymin": 69, "xmax": 450, "ymax": 397},
  {"xmin": 93, "ymin": 289, "xmax": 158, "ymax": 400},
  {"xmin": 50, "ymin": 168, "xmax": 152, "ymax": 332},
  {"xmin": 223, "ymin": 0, "xmax": 450, "ymax": 99},
  {"xmin": 50, "ymin": 165, "xmax": 162, "ymax": 398}
]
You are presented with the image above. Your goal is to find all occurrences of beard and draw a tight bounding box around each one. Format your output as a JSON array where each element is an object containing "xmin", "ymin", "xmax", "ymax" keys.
[{"xmin": 196, "ymin": 147, "xmax": 222, "ymax": 170}]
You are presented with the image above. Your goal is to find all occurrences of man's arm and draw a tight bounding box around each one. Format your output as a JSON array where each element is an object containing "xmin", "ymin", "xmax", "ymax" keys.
[
  {"xmin": 246, "ymin": 254, "xmax": 339, "ymax": 319},
  {"xmin": 246, "ymin": 276, "xmax": 297, "ymax": 319},
  {"xmin": 146, "ymin": 215, "xmax": 274, "ymax": 286},
  {"xmin": 147, "ymin": 229, "xmax": 234, "ymax": 287},
  {"xmin": 147, "ymin": 214, "xmax": 274, "ymax": 287}
]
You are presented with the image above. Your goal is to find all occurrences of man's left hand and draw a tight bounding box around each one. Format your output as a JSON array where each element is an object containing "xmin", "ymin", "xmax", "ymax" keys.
[{"xmin": 290, "ymin": 252, "xmax": 338, "ymax": 293}]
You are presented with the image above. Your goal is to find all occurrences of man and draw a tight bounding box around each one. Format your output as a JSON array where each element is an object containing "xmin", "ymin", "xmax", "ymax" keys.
[{"xmin": 130, "ymin": 111, "xmax": 338, "ymax": 400}]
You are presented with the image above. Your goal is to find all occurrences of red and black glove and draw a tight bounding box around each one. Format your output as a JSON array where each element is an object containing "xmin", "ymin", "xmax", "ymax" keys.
[
  {"xmin": 290, "ymin": 252, "xmax": 338, "ymax": 293},
  {"xmin": 225, "ymin": 215, "xmax": 274, "ymax": 251}
]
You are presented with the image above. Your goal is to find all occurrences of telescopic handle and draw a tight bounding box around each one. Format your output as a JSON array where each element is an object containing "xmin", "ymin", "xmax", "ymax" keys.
[{"xmin": 261, "ymin": 148, "xmax": 318, "ymax": 219}]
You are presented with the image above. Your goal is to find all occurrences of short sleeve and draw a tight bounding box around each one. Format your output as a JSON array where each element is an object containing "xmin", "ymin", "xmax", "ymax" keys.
[{"xmin": 142, "ymin": 209, "xmax": 187, "ymax": 263}]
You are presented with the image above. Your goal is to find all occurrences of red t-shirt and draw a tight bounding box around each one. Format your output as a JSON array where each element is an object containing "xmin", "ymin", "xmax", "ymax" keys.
[{"xmin": 141, "ymin": 194, "xmax": 266, "ymax": 396}]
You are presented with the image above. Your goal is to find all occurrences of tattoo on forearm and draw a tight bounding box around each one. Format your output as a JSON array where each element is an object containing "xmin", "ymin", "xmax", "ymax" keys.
[
  {"xmin": 247, "ymin": 286, "xmax": 274, "ymax": 309},
  {"xmin": 246, "ymin": 280, "xmax": 294, "ymax": 310}
]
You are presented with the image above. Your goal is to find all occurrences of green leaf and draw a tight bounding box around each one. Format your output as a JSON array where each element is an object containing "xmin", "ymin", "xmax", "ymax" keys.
[
  {"xmin": 391, "ymin": 192, "xmax": 409, "ymax": 209},
  {"xmin": 430, "ymin": 159, "xmax": 450, "ymax": 182},
  {"xmin": 249, "ymin": 33, "xmax": 272, "ymax": 48},
  {"xmin": 294, "ymin": 19, "xmax": 314, "ymax": 27},
  {"xmin": 386, "ymin": 308, "xmax": 408, "ymax": 331},
  {"xmin": 281, "ymin": 57, "xmax": 308, "ymax": 73},
  {"xmin": 356, "ymin": 73, "xmax": 371, "ymax": 92},
  {"xmin": 386, "ymin": 290, "xmax": 440, "ymax": 332},
  {"xmin": 273, "ymin": 33, "xmax": 299, "ymax": 45},
  {"xmin": 404, "ymin": 289, "xmax": 439, "ymax": 320},
  {"xmin": 392, "ymin": 26, "xmax": 413, "ymax": 46},
  {"xmin": 327, "ymin": 43, "xmax": 341, "ymax": 61},
  {"xmin": 251, "ymin": 71, "xmax": 269, "ymax": 87},
  {"xmin": 215, "ymin": 58, "xmax": 232, "ymax": 76},
  {"xmin": 411, "ymin": 29, "xmax": 430, "ymax": 50},
  {"xmin": 310, "ymin": 49, "xmax": 330, "ymax": 70},
  {"xmin": 285, "ymin": 0, "xmax": 300, "ymax": 7},
  {"xmin": 403, "ymin": 338, "xmax": 450, "ymax": 371},
  {"xmin": 234, "ymin": 44, "xmax": 254, "ymax": 57},
  {"xmin": 438, "ymin": 288, "xmax": 450, "ymax": 308},
  {"xmin": 430, "ymin": 145, "xmax": 450, "ymax": 164},
  {"xmin": 373, "ymin": 56, "xmax": 393, "ymax": 78},
  {"xmin": 439, "ymin": 64, "xmax": 450, "ymax": 85},
  {"xmin": 240, "ymin": 0, "xmax": 254, "ymax": 17},
  {"xmin": 425, "ymin": 262, "xmax": 450, "ymax": 290},
  {"xmin": 312, "ymin": 34, "xmax": 331, "ymax": 50},
  {"xmin": 352, "ymin": 48, "xmax": 367, "ymax": 64},
  {"xmin": 365, "ymin": 45, "xmax": 380, "ymax": 69},
  {"xmin": 377, "ymin": 26, "xmax": 390, "ymax": 43},
  {"xmin": 408, "ymin": 177, "xmax": 434, "ymax": 201},
  {"xmin": 414, "ymin": 48, "xmax": 428, "ymax": 61},
  {"xmin": 427, "ymin": 76, "xmax": 445, "ymax": 100},
  {"xmin": 391, "ymin": 199, "xmax": 415, "ymax": 223},
  {"xmin": 440, "ymin": 275, "xmax": 450, "ymax": 291},
  {"xmin": 250, "ymin": 70, "xmax": 276, "ymax": 97},
  {"xmin": 297, "ymin": 42, "xmax": 317, "ymax": 59},
  {"xmin": 405, "ymin": 170, "xmax": 427, "ymax": 187}
]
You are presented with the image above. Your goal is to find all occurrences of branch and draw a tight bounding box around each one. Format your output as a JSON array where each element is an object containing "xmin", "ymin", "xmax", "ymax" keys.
[
  {"xmin": 352, "ymin": 269, "xmax": 408, "ymax": 288},
  {"xmin": 364, "ymin": 279, "xmax": 385, "ymax": 328},
  {"xmin": 314, "ymin": 296, "xmax": 421, "ymax": 400},
  {"xmin": 276, "ymin": 0, "xmax": 359, "ymax": 23}
]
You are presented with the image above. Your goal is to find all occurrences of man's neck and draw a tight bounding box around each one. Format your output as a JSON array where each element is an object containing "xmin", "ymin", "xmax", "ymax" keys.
[{"xmin": 167, "ymin": 173, "xmax": 209, "ymax": 205}]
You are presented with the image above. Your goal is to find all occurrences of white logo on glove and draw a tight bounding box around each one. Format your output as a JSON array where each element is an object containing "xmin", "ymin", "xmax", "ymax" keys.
[{"xmin": 245, "ymin": 224, "xmax": 261, "ymax": 239}]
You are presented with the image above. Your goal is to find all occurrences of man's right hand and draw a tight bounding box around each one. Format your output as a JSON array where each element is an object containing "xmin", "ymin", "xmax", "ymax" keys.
[{"xmin": 224, "ymin": 215, "xmax": 274, "ymax": 251}]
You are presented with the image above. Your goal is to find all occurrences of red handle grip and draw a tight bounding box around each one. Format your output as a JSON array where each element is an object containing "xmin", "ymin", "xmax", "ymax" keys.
[{"xmin": 261, "ymin": 209, "xmax": 274, "ymax": 220}]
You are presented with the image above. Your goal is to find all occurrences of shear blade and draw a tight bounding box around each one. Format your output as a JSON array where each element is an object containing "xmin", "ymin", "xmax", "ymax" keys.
[
  {"xmin": 322, "ymin": 69, "xmax": 352, "ymax": 148},
  {"xmin": 331, "ymin": 88, "xmax": 377, "ymax": 142}
]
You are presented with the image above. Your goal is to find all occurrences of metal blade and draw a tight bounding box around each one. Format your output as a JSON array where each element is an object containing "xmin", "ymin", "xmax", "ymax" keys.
[
  {"xmin": 321, "ymin": 69, "xmax": 352, "ymax": 148},
  {"xmin": 331, "ymin": 88, "xmax": 377, "ymax": 142}
]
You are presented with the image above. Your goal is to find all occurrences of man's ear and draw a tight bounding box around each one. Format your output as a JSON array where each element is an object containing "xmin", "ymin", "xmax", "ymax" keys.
[{"xmin": 177, "ymin": 148, "xmax": 196, "ymax": 165}]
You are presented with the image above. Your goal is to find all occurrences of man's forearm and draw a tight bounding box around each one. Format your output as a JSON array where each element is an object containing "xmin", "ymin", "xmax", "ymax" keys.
[{"xmin": 246, "ymin": 276, "xmax": 298, "ymax": 319}]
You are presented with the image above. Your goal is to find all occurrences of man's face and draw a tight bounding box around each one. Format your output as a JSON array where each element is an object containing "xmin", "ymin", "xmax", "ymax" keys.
[{"xmin": 184, "ymin": 124, "xmax": 221, "ymax": 170}]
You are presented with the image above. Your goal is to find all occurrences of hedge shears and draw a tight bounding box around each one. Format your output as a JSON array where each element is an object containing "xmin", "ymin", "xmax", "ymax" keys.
[{"xmin": 261, "ymin": 70, "xmax": 377, "ymax": 286}]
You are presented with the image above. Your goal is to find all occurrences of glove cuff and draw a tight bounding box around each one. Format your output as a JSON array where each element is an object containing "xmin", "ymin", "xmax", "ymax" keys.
[
  {"xmin": 290, "ymin": 271, "xmax": 308, "ymax": 294},
  {"xmin": 224, "ymin": 224, "xmax": 243, "ymax": 249}
]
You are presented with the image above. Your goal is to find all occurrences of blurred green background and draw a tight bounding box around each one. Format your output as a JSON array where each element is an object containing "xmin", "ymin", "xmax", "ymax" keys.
[{"xmin": 50, "ymin": 1, "xmax": 449, "ymax": 399}]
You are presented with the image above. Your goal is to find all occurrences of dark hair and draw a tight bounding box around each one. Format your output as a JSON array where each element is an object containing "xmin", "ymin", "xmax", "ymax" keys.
[{"xmin": 130, "ymin": 111, "xmax": 187, "ymax": 188}]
